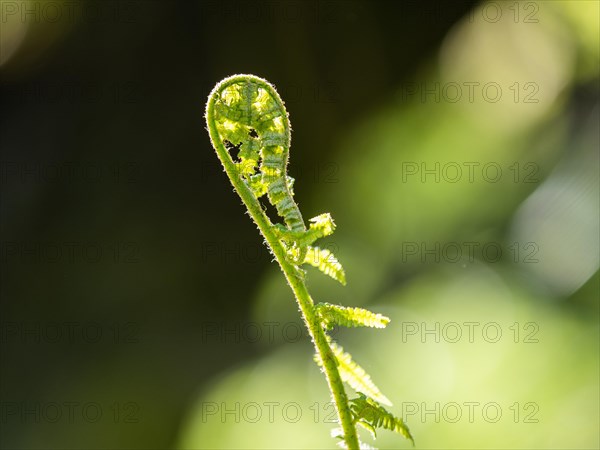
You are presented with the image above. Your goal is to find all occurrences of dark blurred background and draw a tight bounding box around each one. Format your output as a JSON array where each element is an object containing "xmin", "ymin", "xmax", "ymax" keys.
[{"xmin": 1, "ymin": 1, "xmax": 598, "ymax": 449}]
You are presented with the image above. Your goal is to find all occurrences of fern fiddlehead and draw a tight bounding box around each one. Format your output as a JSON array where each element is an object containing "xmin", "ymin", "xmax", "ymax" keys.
[{"xmin": 205, "ymin": 74, "xmax": 412, "ymax": 449}]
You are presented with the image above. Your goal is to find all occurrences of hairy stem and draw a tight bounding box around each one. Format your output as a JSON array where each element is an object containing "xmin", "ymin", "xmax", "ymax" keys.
[{"xmin": 206, "ymin": 96, "xmax": 360, "ymax": 449}]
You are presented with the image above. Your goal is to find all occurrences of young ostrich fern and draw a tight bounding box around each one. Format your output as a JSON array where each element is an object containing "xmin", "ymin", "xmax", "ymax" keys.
[{"xmin": 205, "ymin": 74, "xmax": 413, "ymax": 449}]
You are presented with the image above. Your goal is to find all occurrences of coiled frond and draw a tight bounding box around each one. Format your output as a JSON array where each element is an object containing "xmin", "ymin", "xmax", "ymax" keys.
[{"xmin": 206, "ymin": 75, "xmax": 412, "ymax": 450}]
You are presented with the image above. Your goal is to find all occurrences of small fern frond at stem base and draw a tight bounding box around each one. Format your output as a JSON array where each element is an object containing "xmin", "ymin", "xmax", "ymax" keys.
[
  {"xmin": 316, "ymin": 303, "xmax": 390, "ymax": 330},
  {"xmin": 350, "ymin": 394, "xmax": 414, "ymax": 445},
  {"xmin": 315, "ymin": 340, "xmax": 391, "ymax": 407},
  {"xmin": 304, "ymin": 245, "xmax": 346, "ymax": 285}
]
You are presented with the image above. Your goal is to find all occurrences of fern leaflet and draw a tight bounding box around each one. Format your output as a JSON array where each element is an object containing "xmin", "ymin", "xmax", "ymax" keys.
[
  {"xmin": 350, "ymin": 394, "xmax": 414, "ymax": 445},
  {"xmin": 315, "ymin": 337, "xmax": 391, "ymax": 407},
  {"xmin": 304, "ymin": 246, "xmax": 347, "ymax": 285},
  {"xmin": 316, "ymin": 303, "xmax": 390, "ymax": 330}
]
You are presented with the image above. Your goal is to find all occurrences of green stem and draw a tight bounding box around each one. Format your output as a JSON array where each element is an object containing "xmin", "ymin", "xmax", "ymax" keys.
[{"xmin": 206, "ymin": 97, "xmax": 360, "ymax": 450}]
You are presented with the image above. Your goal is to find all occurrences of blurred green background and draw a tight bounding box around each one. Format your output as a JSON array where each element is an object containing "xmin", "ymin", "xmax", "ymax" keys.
[{"xmin": 1, "ymin": 1, "xmax": 598, "ymax": 449}]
